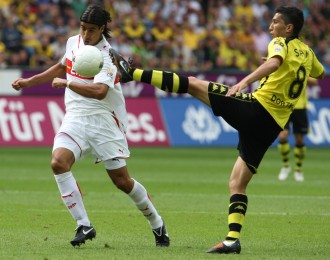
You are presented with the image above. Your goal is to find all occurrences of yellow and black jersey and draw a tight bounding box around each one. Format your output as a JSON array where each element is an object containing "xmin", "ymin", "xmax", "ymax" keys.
[{"xmin": 253, "ymin": 37, "xmax": 324, "ymax": 128}]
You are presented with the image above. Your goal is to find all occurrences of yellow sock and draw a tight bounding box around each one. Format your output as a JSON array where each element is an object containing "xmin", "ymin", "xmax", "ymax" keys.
[
  {"xmin": 278, "ymin": 142, "xmax": 290, "ymax": 167},
  {"xmin": 132, "ymin": 69, "xmax": 189, "ymax": 93},
  {"xmin": 225, "ymin": 194, "xmax": 248, "ymax": 241}
]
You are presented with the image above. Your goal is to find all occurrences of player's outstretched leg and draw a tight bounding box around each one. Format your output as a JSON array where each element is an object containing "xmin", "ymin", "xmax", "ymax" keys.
[
  {"xmin": 109, "ymin": 48, "xmax": 229, "ymax": 108},
  {"xmin": 109, "ymin": 48, "xmax": 189, "ymax": 93},
  {"xmin": 109, "ymin": 48, "xmax": 134, "ymax": 83}
]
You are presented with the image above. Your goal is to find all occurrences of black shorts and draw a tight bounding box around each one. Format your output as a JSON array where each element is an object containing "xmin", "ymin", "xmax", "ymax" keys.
[
  {"xmin": 284, "ymin": 109, "xmax": 308, "ymax": 134},
  {"xmin": 208, "ymin": 83, "xmax": 282, "ymax": 173}
]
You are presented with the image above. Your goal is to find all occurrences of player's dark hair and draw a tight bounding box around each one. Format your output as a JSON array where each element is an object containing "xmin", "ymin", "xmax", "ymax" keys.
[
  {"xmin": 80, "ymin": 4, "xmax": 112, "ymax": 39},
  {"xmin": 275, "ymin": 6, "xmax": 304, "ymax": 38}
]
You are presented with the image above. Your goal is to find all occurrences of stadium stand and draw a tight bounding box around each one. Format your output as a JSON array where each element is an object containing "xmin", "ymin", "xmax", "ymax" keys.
[{"xmin": 0, "ymin": 0, "xmax": 329, "ymax": 73}]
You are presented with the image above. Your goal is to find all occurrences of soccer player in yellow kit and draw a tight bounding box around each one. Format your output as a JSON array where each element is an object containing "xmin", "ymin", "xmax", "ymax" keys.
[
  {"xmin": 110, "ymin": 6, "xmax": 325, "ymax": 254},
  {"xmin": 278, "ymin": 78, "xmax": 319, "ymax": 182}
]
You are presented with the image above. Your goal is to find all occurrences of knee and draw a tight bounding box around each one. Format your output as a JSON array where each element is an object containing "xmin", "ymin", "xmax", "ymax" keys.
[
  {"xmin": 229, "ymin": 174, "xmax": 250, "ymax": 195},
  {"xmin": 294, "ymin": 134, "xmax": 305, "ymax": 145},
  {"xmin": 229, "ymin": 178, "xmax": 238, "ymax": 192},
  {"xmin": 109, "ymin": 171, "xmax": 134, "ymax": 193},
  {"xmin": 113, "ymin": 178, "xmax": 127, "ymax": 192},
  {"xmin": 50, "ymin": 155, "xmax": 70, "ymax": 174},
  {"xmin": 278, "ymin": 130, "xmax": 289, "ymax": 143},
  {"xmin": 114, "ymin": 178, "xmax": 134, "ymax": 193},
  {"xmin": 188, "ymin": 76, "xmax": 199, "ymax": 89}
]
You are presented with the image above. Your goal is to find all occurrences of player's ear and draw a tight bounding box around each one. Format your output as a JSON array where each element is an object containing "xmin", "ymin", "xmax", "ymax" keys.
[{"xmin": 286, "ymin": 24, "xmax": 294, "ymax": 35}]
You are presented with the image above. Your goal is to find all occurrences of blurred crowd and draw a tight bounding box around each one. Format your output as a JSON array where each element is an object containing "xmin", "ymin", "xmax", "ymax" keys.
[{"xmin": 0, "ymin": 0, "xmax": 329, "ymax": 73}]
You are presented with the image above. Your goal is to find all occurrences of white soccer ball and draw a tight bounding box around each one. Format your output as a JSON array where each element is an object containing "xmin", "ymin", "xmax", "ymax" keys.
[{"xmin": 72, "ymin": 45, "xmax": 104, "ymax": 77}]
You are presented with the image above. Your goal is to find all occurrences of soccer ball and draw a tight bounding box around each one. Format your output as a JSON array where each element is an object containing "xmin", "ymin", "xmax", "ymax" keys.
[{"xmin": 72, "ymin": 45, "xmax": 104, "ymax": 77}]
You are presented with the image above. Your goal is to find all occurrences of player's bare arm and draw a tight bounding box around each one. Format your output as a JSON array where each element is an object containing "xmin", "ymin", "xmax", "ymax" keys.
[
  {"xmin": 52, "ymin": 77, "xmax": 109, "ymax": 100},
  {"xmin": 227, "ymin": 56, "xmax": 282, "ymax": 96},
  {"xmin": 12, "ymin": 63, "xmax": 66, "ymax": 91}
]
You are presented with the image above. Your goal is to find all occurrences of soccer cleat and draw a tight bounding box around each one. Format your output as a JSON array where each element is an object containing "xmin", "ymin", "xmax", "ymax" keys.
[
  {"xmin": 152, "ymin": 222, "xmax": 170, "ymax": 247},
  {"xmin": 294, "ymin": 171, "xmax": 304, "ymax": 182},
  {"xmin": 278, "ymin": 166, "xmax": 291, "ymax": 181},
  {"xmin": 70, "ymin": 225, "xmax": 96, "ymax": 247},
  {"xmin": 109, "ymin": 48, "xmax": 133, "ymax": 83},
  {"xmin": 206, "ymin": 239, "xmax": 241, "ymax": 254}
]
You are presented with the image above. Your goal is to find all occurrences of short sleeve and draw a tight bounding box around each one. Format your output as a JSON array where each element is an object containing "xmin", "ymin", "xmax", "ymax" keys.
[{"xmin": 267, "ymin": 37, "xmax": 286, "ymax": 61}]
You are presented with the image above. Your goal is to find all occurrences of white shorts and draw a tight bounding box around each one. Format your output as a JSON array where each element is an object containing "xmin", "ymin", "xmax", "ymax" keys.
[{"xmin": 53, "ymin": 113, "xmax": 130, "ymax": 165}]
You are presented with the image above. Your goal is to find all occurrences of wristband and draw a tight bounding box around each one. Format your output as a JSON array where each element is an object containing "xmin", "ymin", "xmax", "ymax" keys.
[{"xmin": 66, "ymin": 80, "xmax": 72, "ymax": 88}]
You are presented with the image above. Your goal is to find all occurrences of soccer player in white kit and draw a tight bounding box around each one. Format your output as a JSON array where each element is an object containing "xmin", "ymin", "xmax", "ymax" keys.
[{"xmin": 12, "ymin": 4, "xmax": 169, "ymax": 247}]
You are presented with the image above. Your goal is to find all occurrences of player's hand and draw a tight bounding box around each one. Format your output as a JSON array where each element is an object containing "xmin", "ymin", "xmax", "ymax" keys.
[
  {"xmin": 52, "ymin": 77, "xmax": 67, "ymax": 88},
  {"xmin": 12, "ymin": 78, "xmax": 30, "ymax": 91},
  {"xmin": 226, "ymin": 82, "xmax": 246, "ymax": 96}
]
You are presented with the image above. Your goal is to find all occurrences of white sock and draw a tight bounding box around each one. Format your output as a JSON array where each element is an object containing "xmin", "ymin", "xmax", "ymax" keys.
[
  {"xmin": 128, "ymin": 179, "xmax": 163, "ymax": 229},
  {"xmin": 54, "ymin": 171, "xmax": 90, "ymax": 227}
]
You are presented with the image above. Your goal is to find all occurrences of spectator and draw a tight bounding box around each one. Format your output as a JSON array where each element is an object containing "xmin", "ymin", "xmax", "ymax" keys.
[
  {"xmin": 181, "ymin": 22, "xmax": 202, "ymax": 66},
  {"xmin": 1, "ymin": 17, "xmax": 23, "ymax": 53},
  {"xmin": 315, "ymin": 40, "xmax": 329, "ymax": 64},
  {"xmin": 33, "ymin": 17, "xmax": 56, "ymax": 40},
  {"xmin": 30, "ymin": 34, "xmax": 56, "ymax": 68},
  {"xmin": 193, "ymin": 36, "xmax": 219, "ymax": 71},
  {"xmin": 17, "ymin": 18, "xmax": 39, "ymax": 56},
  {"xmin": 252, "ymin": 23, "xmax": 271, "ymax": 58},
  {"xmin": 155, "ymin": 38, "xmax": 176, "ymax": 68},
  {"xmin": 110, "ymin": 34, "xmax": 133, "ymax": 59},
  {"xmin": 123, "ymin": 11, "xmax": 146, "ymax": 41},
  {"xmin": 234, "ymin": 0, "xmax": 254, "ymax": 24},
  {"xmin": 0, "ymin": 0, "xmax": 11, "ymax": 18},
  {"xmin": 1, "ymin": 0, "xmax": 329, "ymax": 72},
  {"xmin": 67, "ymin": 16, "xmax": 80, "ymax": 37},
  {"xmin": 7, "ymin": 48, "xmax": 29, "ymax": 67},
  {"xmin": 216, "ymin": 0, "xmax": 232, "ymax": 24},
  {"xmin": 185, "ymin": 0, "xmax": 203, "ymax": 27},
  {"xmin": 51, "ymin": 30, "xmax": 68, "ymax": 62},
  {"xmin": 221, "ymin": 24, "xmax": 241, "ymax": 67},
  {"xmin": 252, "ymin": 0, "xmax": 269, "ymax": 22},
  {"xmin": 0, "ymin": 42, "xmax": 7, "ymax": 69},
  {"xmin": 151, "ymin": 18, "xmax": 173, "ymax": 43}
]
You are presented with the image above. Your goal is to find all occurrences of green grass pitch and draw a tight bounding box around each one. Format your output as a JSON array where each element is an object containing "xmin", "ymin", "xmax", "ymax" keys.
[{"xmin": 0, "ymin": 146, "xmax": 329, "ymax": 259}]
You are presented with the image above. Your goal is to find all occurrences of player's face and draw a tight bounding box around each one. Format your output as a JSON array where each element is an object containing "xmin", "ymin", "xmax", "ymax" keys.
[
  {"xmin": 80, "ymin": 22, "xmax": 104, "ymax": 46},
  {"xmin": 269, "ymin": 13, "xmax": 291, "ymax": 38}
]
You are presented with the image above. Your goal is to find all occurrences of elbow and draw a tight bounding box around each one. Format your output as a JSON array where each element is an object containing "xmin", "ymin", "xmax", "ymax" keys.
[
  {"xmin": 94, "ymin": 91, "xmax": 107, "ymax": 100},
  {"xmin": 94, "ymin": 84, "xmax": 108, "ymax": 100}
]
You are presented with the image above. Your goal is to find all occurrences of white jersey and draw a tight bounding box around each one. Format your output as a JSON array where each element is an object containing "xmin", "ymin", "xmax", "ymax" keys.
[{"xmin": 61, "ymin": 35, "xmax": 127, "ymax": 130}]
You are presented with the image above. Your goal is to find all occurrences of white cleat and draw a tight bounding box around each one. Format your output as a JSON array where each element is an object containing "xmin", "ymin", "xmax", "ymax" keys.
[
  {"xmin": 294, "ymin": 171, "xmax": 304, "ymax": 182},
  {"xmin": 278, "ymin": 167, "xmax": 291, "ymax": 181}
]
